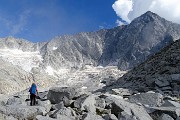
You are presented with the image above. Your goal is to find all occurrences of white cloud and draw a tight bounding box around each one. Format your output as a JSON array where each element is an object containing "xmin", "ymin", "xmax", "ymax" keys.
[
  {"xmin": 116, "ymin": 20, "xmax": 125, "ymax": 26},
  {"xmin": 112, "ymin": 0, "xmax": 180, "ymax": 25},
  {"xmin": 112, "ymin": 0, "xmax": 133, "ymax": 23}
]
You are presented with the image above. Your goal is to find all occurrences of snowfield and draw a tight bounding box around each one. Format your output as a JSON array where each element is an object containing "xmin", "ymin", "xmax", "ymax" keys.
[{"xmin": 0, "ymin": 49, "xmax": 43, "ymax": 72}]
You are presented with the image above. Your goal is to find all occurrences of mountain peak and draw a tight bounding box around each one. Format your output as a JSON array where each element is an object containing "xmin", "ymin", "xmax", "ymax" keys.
[{"xmin": 132, "ymin": 11, "xmax": 163, "ymax": 24}]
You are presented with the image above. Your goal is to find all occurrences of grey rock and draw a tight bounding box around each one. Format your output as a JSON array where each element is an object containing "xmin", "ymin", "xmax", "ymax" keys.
[
  {"xmin": 54, "ymin": 101, "xmax": 64, "ymax": 110},
  {"xmin": 50, "ymin": 107, "xmax": 76, "ymax": 119},
  {"xmin": 80, "ymin": 95, "xmax": 96, "ymax": 113},
  {"xmin": 119, "ymin": 111, "xmax": 137, "ymax": 120},
  {"xmin": 149, "ymin": 106, "xmax": 180, "ymax": 119},
  {"xmin": 102, "ymin": 114, "xmax": 118, "ymax": 120},
  {"xmin": 129, "ymin": 93, "xmax": 163, "ymax": 107},
  {"xmin": 6, "ymin": 97, "xmax": 26, "ymax": 105},
  {"xmin": 37, "ymin": 99, "xmax": 52, "ymax": 114},
  {"xmin": 47, "ymin": 87, "xmax": 78, "ymax": 104},
  {"xmin": 36, "ymin": 115, "xmax": 55, "ymax": 120},
  {"xmin": 158, "ymin": 113, "xmax": 174, "ymax": 120},
  {"xmin": 155, "ymin": 79, "xmax": 170, "ymax": 87},
  {"xmin": 62, "ymin": 95, "xmax": 71, "ymax": 107},
  {"xmin": 171, "ymin": 74, "xmax": 180, "ymax": 83},
  {"xmin": 37, "ymin": 91, "xmax": 48, "ymax": 100},
  {"xmin": 74, "ymin": 94, "xmax": 88, "ymax": 109},
  {"xmin": 57, "ymin": 114, "xmax": 75, "ymax": 120},
  {"xmin": 105, "ymin": 95, "xmax": 153, "ymax": 120},
  {"xmin": 82, "ymin": 113, "xmax": 104, "ymax": 120},
  {"xmin": 95, "ymin": 96, "xmax": 106, "ymax": 109},
  {"xmin": 0, "ymin": 105, "xmax": 46, "ymax": 119},
  {"xmin": 161, "ymin": 100, "xmax": 180, "ymax": 107},
  {"xmin": 111, "ymin": 88, "xmax": 132, "ymax": 97}
]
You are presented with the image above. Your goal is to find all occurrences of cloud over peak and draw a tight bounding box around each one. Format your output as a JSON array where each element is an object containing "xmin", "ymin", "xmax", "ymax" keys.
[{"xmin": 112, "ymin": 0, "xmax": 180, "ymax": 25}]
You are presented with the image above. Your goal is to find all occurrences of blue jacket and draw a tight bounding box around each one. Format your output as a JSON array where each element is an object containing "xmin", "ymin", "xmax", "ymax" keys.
[{"xmin": 29, "ymin": 84, "xmax": 37, "ymax": 95}]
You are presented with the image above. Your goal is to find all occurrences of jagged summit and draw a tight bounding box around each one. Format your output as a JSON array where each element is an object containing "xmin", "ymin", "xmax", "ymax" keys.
[{"xmin": 136, "ymin": 11, "xmax": 161, "ymax": 21}]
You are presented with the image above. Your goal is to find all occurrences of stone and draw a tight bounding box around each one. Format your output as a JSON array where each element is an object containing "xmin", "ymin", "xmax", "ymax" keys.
[
  {"xmin": 37, "ymin": 99, "xmax": 52, "ymax": 114},
  {"xmin": 37, "ymin": 91, "xmax": 48, "ymax": 100},
  {"xmin": 0, "ymin": 94, "xmax": 9, "ymax": 106},
  {"xmin": 82, "ymin": 113, "xmax": 104, "ymax": 120},
  {"xmin": 119, "ymin": 111, "xmax": 138, "ymax": 120},
  {"xmin": 129, "ymin": 93, "xmax": 163, "ymax": 107},
  {"xmin": 80, "ymin": 95, "xmax": 96, "ymax": 113},
  {"xmin": 155, "ymin": 79, "xmax": 170, "ymax": 87},
  {"xmin": 161, "ymin": 100, "xmax": 180, "ymax": 107},
  {"xmin": 62, "ymin": 95, "xmax": 71, "ymax": 107},
  {"xmin": 111, "ymin": 88, "xmax": 132, "ymax": 97},
  {"xmin": 6, "ymin": 97, "xmax": 26, "ymax": 105},
  {"xmin": 73, "ymin": 94, "xmax": 96, "ymax": 113},
  {"xmin": 158, "ymin": 113, "xmax": 174, "ymax": 120},
  {"xmin": 95, "ymin": 96, "xmax": 106, "ymax": 109},
  {"xmin": 50, "ymin": 107, "xmax": 76, "ymax": 119},
  {"xmin": 47, "ymin": 87, "xmax": 79, "ymax": 104},
  {"xmin": 36, "ymin": 115, "xmax": 55, "ymax": 120},
  {"xmin": 105, "ymin": 95, "xmax": 153, "ymax": 120},
  {"xmin": 102, "ymin": 114, "xmax": 118, "ymax": 120},
  {"xmin": 0, "ymin": 105, "xmax": 46, "ymax": 119},
  {"xmin": 54, "ymin": 101, "xmax": 64, "ymax": 110},
  {"xmin": 57, "ymin": 114, "xmax": 75, "ymax": 120},
  {"xmin": 74, "ymin": 94, "xmax": 88, "ymax": 109},
  {"xmin": 171, "ymin": 74, "xmax": 180, "ymax": 83},
  {"xmin": 148, "ymin": 106, "xmax": 180, "ymax": 119}
]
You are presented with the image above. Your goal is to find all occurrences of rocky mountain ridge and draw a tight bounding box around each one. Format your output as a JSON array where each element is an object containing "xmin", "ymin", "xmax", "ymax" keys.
[
  {"xmin": 109, "ymin": 38, "xmax": 180, "ymax": 97},
  {"xmin": 1, "ymin": 11, "xmax": 180, "ymax": 94}
]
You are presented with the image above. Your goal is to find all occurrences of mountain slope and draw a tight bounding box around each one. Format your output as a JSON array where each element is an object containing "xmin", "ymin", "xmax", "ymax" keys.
[
  {"xmin": 1, "ymin": 11, "xmax": 180, "ymax": 94},
  {"xmin": 115, "ymin": 11, "xmax": 180, "ymax": 70},
  {"xmin": 111, "ymin": 39, "xmax": 180, "ymax": 96}
]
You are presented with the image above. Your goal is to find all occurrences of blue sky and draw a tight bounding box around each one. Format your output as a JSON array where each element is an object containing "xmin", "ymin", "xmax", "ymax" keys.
[{"xmin": 0, "ymin": 0, "xmax": 118, "ymax": 42}]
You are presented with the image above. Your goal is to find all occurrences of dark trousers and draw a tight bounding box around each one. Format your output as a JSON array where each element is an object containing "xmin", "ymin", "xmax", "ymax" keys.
[{"xmin": 30, "ymin": 94, "xmax": 36, "ymax": 106}]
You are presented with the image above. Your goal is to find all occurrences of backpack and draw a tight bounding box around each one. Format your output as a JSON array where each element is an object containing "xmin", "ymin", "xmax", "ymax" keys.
[{"xmin": 29, "ymin": 84, "xmax": 37, "ymax": 95}]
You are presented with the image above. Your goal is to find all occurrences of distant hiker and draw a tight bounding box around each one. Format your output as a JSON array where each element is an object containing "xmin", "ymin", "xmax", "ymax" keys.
[{"xmin": 29, "ymin": 83, "xmax": 38, "ymax": 106}]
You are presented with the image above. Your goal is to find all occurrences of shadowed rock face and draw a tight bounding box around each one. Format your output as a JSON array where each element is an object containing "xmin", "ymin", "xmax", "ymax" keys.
[{"xmin": 112, "ymin": 39, "xmax": 180, "ymax": 96}]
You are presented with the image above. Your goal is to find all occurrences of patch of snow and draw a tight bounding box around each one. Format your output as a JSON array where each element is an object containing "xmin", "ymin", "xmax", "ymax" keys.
[
  {"xmin": 45, "ymin": 66, "xmax": 54, "ymax": 76},
  {"xmin": 81, "ymin": 86, "xmax": 87, "ymax": 89},
  {"xmin": 0, "ymin": 49, "xmax": 43, "ymax": 72},
  {"xmin": 53, "ymin": 47, "xmax": 58, "ymax": 50}
]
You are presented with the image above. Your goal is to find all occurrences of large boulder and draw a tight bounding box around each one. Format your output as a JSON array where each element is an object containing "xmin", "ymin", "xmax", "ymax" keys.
[
  {"xmin": 105, "ymin": 95, "xmax": 153, "ymax": 120},
  {"xmin": 47, "ymin": 87, "xmax": 79, "ymax": 104},
  {"xmin": 6, "ymin": 97, "xmax": 26, "ymax": 105},
  {"xmin": 158, "ymin": 113, "xmax": 174, "ymax": 120},
  {"xmin": 161, "ymin": 100, "xmax": 180, "ymax": 107},
  {"xmin": 147, "ymin": 106, "xmax": 180, "ymax": 119},
  {"xmin": 74, "ymin": 94, "xmax": 96, "ymax": 113},
  {"xmin": 50, "ymin": 107, "xmax": 76, "ymax": 119},
  {"xmin": 0, "ymin": 105, "xmax": 46, "ymax": 119},
  {"xmin": 129, "ymin": 93, "xmax": 163, "ymax": 107},
  {"xmin": 37, "ymin": 99, "xmax": 52, "ymax": 114}
]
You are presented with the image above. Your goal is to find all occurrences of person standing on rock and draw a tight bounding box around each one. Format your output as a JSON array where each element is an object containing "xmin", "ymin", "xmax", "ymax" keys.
[{"xmin": 29, "ymin": 83, "xmax": 38, "ymax": 106}]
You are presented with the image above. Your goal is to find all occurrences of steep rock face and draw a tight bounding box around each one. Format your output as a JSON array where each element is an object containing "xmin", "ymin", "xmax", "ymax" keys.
[
  {"xmin": 39, "ymin": 12, "xmax": 180, "ymax": 70},
  {"xmin": 1, "ymin": 11, "xmax": 180, "ymax": 72},
  {"xmin": 115, "ymin": 11, "xmax": 180, "ymax": 70},
  {"xmin": 0, "ymin": 11, "xmax": 180, "ymax": 94},
  {"xmin": 40, "ymin": 30, "xmax": 107, "ymax": 69},
  {"xmin": 113, "ymin": 39, "xmax": 180, "ymax": 96}
]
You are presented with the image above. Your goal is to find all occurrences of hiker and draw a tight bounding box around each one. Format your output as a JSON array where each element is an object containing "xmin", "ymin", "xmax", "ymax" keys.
[{"xmin": 29, "ymin": 83, "xmax": 38, "ymax": 106}]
